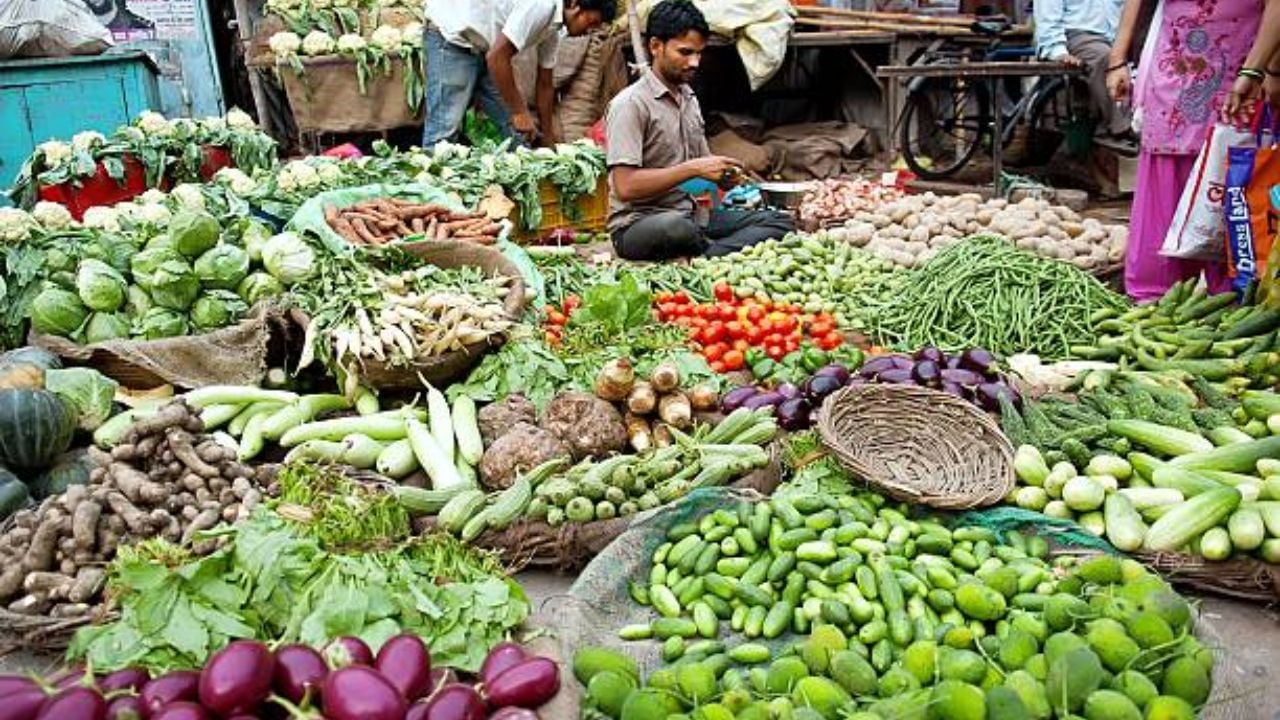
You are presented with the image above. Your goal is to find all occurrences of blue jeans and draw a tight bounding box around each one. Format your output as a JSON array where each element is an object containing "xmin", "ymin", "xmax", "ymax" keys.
[{"xmin": 423, "ymin": 27, "xmax": 516, "ymax": 146}]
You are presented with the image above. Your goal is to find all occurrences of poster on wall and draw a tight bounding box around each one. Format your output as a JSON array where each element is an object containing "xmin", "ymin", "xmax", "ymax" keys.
[{"xmin": 81, "ymin": 0, "xmax": 198, "ymax": 41}]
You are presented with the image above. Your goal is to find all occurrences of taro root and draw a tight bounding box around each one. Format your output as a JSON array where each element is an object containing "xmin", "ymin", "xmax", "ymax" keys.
[
  {"xmin": 539, "ymin": 391, "xmax": 627, "ymax": 461},
  {"xmin": 479, "ymin": 423, "xmax": 572, "ymax": 490},
  {"xmin": 477, "ymin": 395, "xmax": 537, "ymax": 446}
]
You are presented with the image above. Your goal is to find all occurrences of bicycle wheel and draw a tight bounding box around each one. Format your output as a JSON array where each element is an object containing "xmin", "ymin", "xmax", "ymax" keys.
[
  {"xmin": 1025, "ymin": 77, "xmax": 1098, "ymax": 163},
  {"xmin": 898, "ymin": 76, "xmax": 990, "ymax": 180}
]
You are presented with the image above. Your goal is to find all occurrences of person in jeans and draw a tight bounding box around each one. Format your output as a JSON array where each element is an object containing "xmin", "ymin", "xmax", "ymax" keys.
[
  {"xmin": 605, "ymin": 0, "xmax": 795, "ymax": 260},
  {"xmin": 423, "ymin": 0, "xmax": 616, "ymax": 147},
  {"xmin": 1034, "ymin": 0, "xmax": 1133, "ymax": 141}
]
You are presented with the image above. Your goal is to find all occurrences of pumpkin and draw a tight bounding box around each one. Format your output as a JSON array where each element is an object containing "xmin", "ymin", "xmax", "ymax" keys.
[
  {"xmin": 0, "ymin": 471, "xmax": 29, "ymax": 521},
  {"xmin": 28, "ymin": 448, "xmax": 96, "ymax": 500},
  {"xmin": 0, "ymin": 389, "xmax": 77, "ymax": 471},
  {"xmin": 0, "ymin": 347, "xmax": 61, "ymax": 391}
]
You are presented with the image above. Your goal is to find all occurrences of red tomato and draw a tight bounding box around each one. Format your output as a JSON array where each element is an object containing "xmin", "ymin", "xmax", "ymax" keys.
[
  {"xmin": 746, "ymin": 306, "xmax": 765, "ymax": 323},
  {"xmin": 723, "ymin": 350, "xmax": 745, "ymax": 371},
  {"xmin": 810, "ymin": 320, "xmax": 833, "ymax": 338},
  {"xmin": 703, "ymin": 343, "xmax": 727, "ymax": 362},
  {"xmin": 725, "ymin": 321, "xmax": 745, "ymax": 340},
  {"xmin": 775, "ymin": 315, "xmax": 797, "ymax": 335},
  {"xmin": 715, "ymin": 304, "xmax": 734, "ymax": 322},
  {"xmin": 709, "ymin": 360, "xmax": 728, "ymax": 374},
  {"xmin": 655, "ymin": 291, "xmax": 672, "ymax": 304},
  {"xmin": 746, "ymin": 325, "xmax": 765, "ymax": 345},
  {"xmin": 563, "ymin": 295, "xmax": 581, "ymax": 313},
  {"xmin": 733, "ymin": 339, "xmax": 750, "ymax": 353},
  {"xmin": 764, "ymin": 333, "xmax": 785, "ymax": 348},
  {"xmin": 544, "ymin": 331, "xmax": 561, "ymax": 346},
  {"xmin": 820, "ymin": 332, "xmax": 844, "ymax": 350},
  {"xmin": 673, "ymin": 290, "xmax": 689, "ymax": 305},
  {"xmin": 758, "ymin": 319, "xmax": 775, "ymax": 335},
  {"xmin": 766, "ymin": 344, "xmax": 786, "ymax": 361},
  {"xmin": 547, "ymin": 310, "xmax": 567, "ymax": 326},
  {"xmin": 658, "ymin": 303, "xmax": 677, "ymax": 320},
  {"xmin": 784, "ymin": 338, "xmax": 799, "ymax": 353},
  {"xmin": 713, "ymin": 283, "xmax": 734, "ymax": 302}
]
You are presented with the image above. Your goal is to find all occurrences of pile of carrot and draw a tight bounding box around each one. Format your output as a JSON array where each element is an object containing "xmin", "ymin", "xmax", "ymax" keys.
[{"xmin": 324, "ymin": 199, "xmax": 503, "ymax": 246}]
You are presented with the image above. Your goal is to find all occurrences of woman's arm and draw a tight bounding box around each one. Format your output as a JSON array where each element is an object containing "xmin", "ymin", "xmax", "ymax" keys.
[
  {"xmin": 1106, "ymin": 0, "xmax": 1146, "ymax": 102},
  {"xmin": 1225, "ymin": 0, "xmax": 1280, "ymax": 121}
]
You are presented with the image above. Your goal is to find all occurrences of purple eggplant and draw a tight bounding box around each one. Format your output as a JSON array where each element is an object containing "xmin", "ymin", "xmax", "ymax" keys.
[
  {"xmin": 149, "ymin": 704, "xmax": 208, "ymax": 720},
  {"xmin": 321, "ymin": 666, "xmax": 407, "ymax": 720},
  {"xmin": 375, "ymin": 634, "xmax": 433, "ymax": 701},
  {"xmin": 428, "ymin": 669, "xmax": 458, "ymax": 698},
  {"xmin": 0, "ymin": 689, "xmax": 48, "ymax": 720},
  {"xmin": 774, "ymin": 382, "xmax": 801, "ymax": 400},
  {"xmin": 775, "ymin": 397, "xmax": 814, "ymax": 431},
  {"xmin": 858, "ymin": 356, "xmax": 898, "ymax": 378},
  {"xmin": 720, "ymin": 386, "xmax": 759, "ymax": 413},
  {"xmin": 140, "ymin": 672, "xmax": 199, "ymax": 717},
  {"xmin": 406, "ymin": 704, "xmax": 430, "ymax": 720},
  {"xmin": 913, "ymin": 347, "xmax": 946, "ymax": 364},
  {"xmin": 98, "ymin": 669, "xmax": 149, "ymax": 695},
  {"xmin": 104, "ymin": 697, "xmax": 142, "ymax": 720},
  {"xmin": 484, "ymin": 658, "xmax": 559, "ymax": 710},
  {"xmin": 813, "ymin": 364, "xmax": 851, "ymax": 385},
  {"xmin": 480, "ymin": 644, "xmax": 527, "ymax": 687},
  {"xmin": 803, "ymin": 375, "xmax": 843, "ymax": 403},
  {"xmin": 422, "ymin": 685, "xmax": 485, "ymax": 720},
  {"xmin": 911, "ymin": 360, "xmax": 942, "ymax": 387},
  {"xmin": 874, "ymin": 368, "xmax": 915, "ymax": 384},
  {"xmin": 325, "ymin": 637, "xmax": 374, "ymax": 668},
  {"xmin": 742, "ymin": 391, "xmax": 784, "ymax": 410},
  {"xmin": 0, "ymin": 677, "xmax": 38, "ymax": 699},
  {"xmin": 887, "ymin": 355, "xmax": 913, "ymax": 370},
  {"xmin": 35, "ymin": 687, "xmax": 105, "ymax": 720},
  {"xmin": 488, "ymin": 709, "xmax": 540, "ymax": 720},
  {"xmin": 940, "ymin": 382, "xmax": 967, "ymax": 399},
  {"xmin": 198, "ymin": 640, "xmax": 275, "ymax": 717},
  {"xmin": 959, "ymin": 348, "xmax": 996, "ymax": 376},
  {"xmin": 974, "ymin": 382, "xmax": 1017, "ymax": 412},
  {"xmin": 945, "ymin": 355, "xmax": 963, "ymax": 370},
  {"xmin": 940, "ymin": 368, "xmax": 984, "ymax": 386},
  {"xmin": 273, "ymin": 644, "xmax": 329, "ymax": 704}
]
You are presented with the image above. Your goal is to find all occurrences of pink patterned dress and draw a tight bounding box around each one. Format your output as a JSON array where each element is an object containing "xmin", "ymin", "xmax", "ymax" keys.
[{"xmin": 1124, "ymin": 0, "xmax": 1261, "ymax": 301}]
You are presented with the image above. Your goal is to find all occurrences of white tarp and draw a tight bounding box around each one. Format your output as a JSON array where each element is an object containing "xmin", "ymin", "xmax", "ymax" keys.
[
  {"xmin": 636, "ymin": 0, "xmax": 795, "ymax": 90},
  {"xmin": 0, "ymin": 0, "xmax": 112, "ymax": 59}
]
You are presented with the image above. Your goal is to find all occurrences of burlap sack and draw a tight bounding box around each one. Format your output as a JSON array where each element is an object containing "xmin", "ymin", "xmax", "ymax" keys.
[
  {"xmin": 557, "ymin": 31, "xmax": 608, "ymax": 142},
  {"xmin": 30, "ymin": 303, "xmax": 285, "ymax": 390},
  {"xmin": 280, "ymin": 55, "xmax": 421, "ymax": 133},
  {"xmin": 464, "ymin": 450, "xmax": 781, "ymax": 571},
  {"xmin": 709, "ymin": 130, "xmax": 772, "ymax": 176}
]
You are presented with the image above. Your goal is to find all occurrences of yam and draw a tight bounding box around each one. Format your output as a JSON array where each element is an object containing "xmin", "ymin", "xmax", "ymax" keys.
[
  {"xmin": 23, "ymin": 512, "xmax": 61, "ymax": 571},
  {"xmin": 9, "ymin": 594, "xmax": 49, "ymax": 615},
  {"xmin": 477, "ymin": 394, "xmax": 538, "ymax": 446},
  {"xmin": 0, "ymin": 567, "xmax": 24, "ymax": 601},
  {"xmin": 479, "ymin": 422, "xmax": 573, "ymax": 490},
  {"xmin": 67, "ymin": 568, "xmax": 105, "ymax": 603},
  {"xmin": 111, "ymin": 463, "xmax": 168, "ymax": 504},
  {"xmin": 169, "ymin": 430, "xmax": 220, "ymax": 478},
  {"xmin": 104, "ymin": 491, "xmax": 149, "ymax": 535},
  {"xmin": 540, "ymin": 391, "xmax": 628, "ymax": 460},
  {"xmin": 181, "ymin": 508, "xmax": 221, "ymax": 544}
]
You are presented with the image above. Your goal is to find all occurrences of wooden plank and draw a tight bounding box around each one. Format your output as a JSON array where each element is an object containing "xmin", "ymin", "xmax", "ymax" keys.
[
  {"xmin": 876, "ymin": 61, "xmax": 1077, "ymax": 78},
  {"xmin": 791, "ymin": 30, "xmax": 897, "ymax": 46},
  {"xmin": 795, "ymin": 16, "xmax": 976, "ymax": 36},
  {"xmin": 795, "ymin": 5, "xmax": 980, "ymax": 27}
]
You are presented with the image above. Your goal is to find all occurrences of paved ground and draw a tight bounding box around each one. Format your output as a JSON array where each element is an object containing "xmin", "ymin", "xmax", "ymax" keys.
[{"xmin": 2, "ymin": 570, "xmax": 1276, "ymax": 718}]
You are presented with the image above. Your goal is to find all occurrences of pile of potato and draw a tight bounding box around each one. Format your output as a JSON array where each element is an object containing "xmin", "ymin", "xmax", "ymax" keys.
[
  {"xmin": 825, "ymin": 193, "xmax": 1128, "ymax": 271},
  {"xmin": 0, "ymin": 400, "xmax": 276, "ymax": 618}
]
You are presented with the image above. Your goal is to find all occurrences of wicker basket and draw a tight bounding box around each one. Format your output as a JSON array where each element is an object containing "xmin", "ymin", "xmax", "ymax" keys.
[
  {"xmin": 816, "ymin": 384, "xmax": 1015, "ymax": 509},
  {"xmin": 0, "ymin": 607, "xmax": 113, "ymax": 656},
  {"xmin": 340, "ymin": 241, "xmax": 527, "ymax": 390}
]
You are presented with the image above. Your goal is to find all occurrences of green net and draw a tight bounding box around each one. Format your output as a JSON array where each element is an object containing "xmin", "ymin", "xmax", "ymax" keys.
[{"xmin": 952, "ymin": 506, "xmax": 1117, "ymax": 554}]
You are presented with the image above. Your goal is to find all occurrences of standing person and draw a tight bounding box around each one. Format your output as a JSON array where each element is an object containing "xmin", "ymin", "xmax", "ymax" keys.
[
  {"xmin": 1224, "ymin": 0, "xmax": 1280, "ymax": 121},
  {"xmin": 423, "ymin": 0, "xmax": 616, "ymax": 148},
  {"xmin": 605, "ymin": 0, "xmax": 795, "ymax": 260},
  {"xmin": 1034, "ymin": 0, "xmax": 1133, "ymax": 141},
  {"xmin": 1107, "ymin": 0, "xmax": 1262, "ymax": 301}
]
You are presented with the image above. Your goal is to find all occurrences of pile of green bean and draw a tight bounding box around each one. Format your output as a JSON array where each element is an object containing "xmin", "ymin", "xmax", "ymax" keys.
[{"xmin": 872, "ymin": 235, "xmax": 1128, "ymax": 359}]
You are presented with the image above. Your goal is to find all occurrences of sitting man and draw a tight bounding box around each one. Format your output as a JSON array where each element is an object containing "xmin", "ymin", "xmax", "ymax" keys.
[
  {"xmin": 1034, "ymin": 0, "xmax": 1133, "ymax": 142},
  {"xmin": 605, "ymin": 0, "xmax": 794, "ymax": 260}
]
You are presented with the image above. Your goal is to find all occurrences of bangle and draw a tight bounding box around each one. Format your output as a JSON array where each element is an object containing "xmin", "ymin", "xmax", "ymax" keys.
[
  {"xmin": 1268, "ymin": 67, "xmax": 1280, "ymax": 76},
  {"xmin": 1106, "ymin": 62, "xmax": 1128, "ymax": 73},
  {"xmin": 1239, "ymin": 67, "xmax": 1265, "ymax": 81}
]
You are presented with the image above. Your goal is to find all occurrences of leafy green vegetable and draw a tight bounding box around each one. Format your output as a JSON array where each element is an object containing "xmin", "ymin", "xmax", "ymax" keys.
[
  {"xmin": 31, "ymin": 285, "xmax": 89, "ymax": 337},
  {"xmin": 262, "ymin": 232, "xmax": 317, "ymax": 285},
  {"xmin": 193, "ymin": 244, "xmax": 251, "ymax": 290},
  {"xmin": 574, "ymin": 272, "xmax": 652, "ymax": 335},
  {"xmin": 0, "ymin": 244, "xmax": 46, "ymax": 349},
  {"xmin": 130, "ymin": 247, "xmax": 185, "ymax": 290},
  {"xmin": 84, "ymin": 312, "xmax": 131, "ymax": 343},
  {"xmin": 190, "ymin": 290, "xmax": 249, "ymax": 331},
  {"xmin": 138, "ymin": 307, "xmax": 189, "ymax": 339},
  {"xmin": 43, "ymin": 367, "xmax": 118, "ymax": 431},
  {"xmin": 76, "ymin": 259, "xmax": 127, "ymax": 312},
  {"xmin": 446, "ymin": 335, "xmax": 572, "ymax": 411},
  {"xmin": 147, "ymin": 259, "xmax": 200, "ymax": 311},
  {"xmin": 237, "ymin": 272, "xmax": 283, "ymax": 306},
  {"xmin": 169, "ymin": 211, "xmax": 220, "ymax": 258}
]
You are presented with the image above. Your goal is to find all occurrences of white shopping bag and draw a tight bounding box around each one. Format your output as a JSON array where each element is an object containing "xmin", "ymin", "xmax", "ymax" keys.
[{"xmin": 1162, "ymin": 123, "xmax": 1264, "ymax": 261}]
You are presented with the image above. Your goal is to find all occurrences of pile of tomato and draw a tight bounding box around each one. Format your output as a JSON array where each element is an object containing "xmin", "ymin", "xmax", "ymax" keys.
[
  {"xmin": 541, "ymin": 294, "xmax": 580, "ymax": 347},
  {"xmin": 654, "ymin": 283, "xmax": 844, "ymax": 373}
]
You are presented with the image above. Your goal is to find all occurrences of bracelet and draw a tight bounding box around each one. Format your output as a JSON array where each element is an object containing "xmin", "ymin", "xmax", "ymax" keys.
[
  {"xmin": 1106, "ymin": 62, "xmax": 1128, "ymax": 73},
  {"xmin": 1238, "ymin": 67, "xmax": 1265, "ymax": 81},
  {"xmin": 1268, "ymin": 67, "xmax": 1280, "ymax": 76}
]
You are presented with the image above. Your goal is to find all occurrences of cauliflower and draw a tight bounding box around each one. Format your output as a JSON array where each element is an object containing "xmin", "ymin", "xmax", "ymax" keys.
[
  {"xmin": 82, "ymin": 206, "xmax": 121, "ymax": 232},
  {"xmin": 38, "ymin": 141, "xmax": 73, "ymax": 167},
  {"xmin": 137, "ymin": 111, "xmax": 173, "ymax": 136},
  {"xmin": 370, "ymin": 25, "xmax": 402, "ymax": 51},
  {"xmin": 116, "ymin": 126, "xmax": 146, "ymax": 144},
  {"xmin": 332, "ymin": 0, "xmax": 357, "ymax": 7},
  {"xmin": 31, "ymin": 202, "xmax": 73, "ymax": 230},
  {"xmin": 225, "ymin": 108, "xmax": 257, "ymax": 130},
  {"xmin": 337, "ymin": 34, "xmax": 367, "ymax": 54},
  {"xmin": 315, "ymin": 161, "xmax": 343, "ymax": 184},
  {"xmin": 136, "ymin": 203, "xmax": 173, "ymax": 227},
  {"xmin": 282, "ymin": 161, "xmax": 321, "ymax": 189},
  {"xmin": 114, "ymin": 201, "xmax": 142, "ymax": 224},
  {"xmin": 301, "ymin": 30, "xmax": 336, "ymax": 56},
  {"xmin": 311, "ymin": 0, "xmax": 332, "ymax": 7},
  {"xmin": 171, "ymin": 118, "xmax": 199, "ymax": 136},
  {"xmin": 401, "ymin": 22, "xmax": 424, "ymax": 47},
  {"xmin": 265, "ymin": 0, "xmax": 299, "ymax": 12},
  {"xmin": 71, "ymin": 131, "xmax": 106, "ymax": 152},
  {"xmin": 201, "ymin": 116, "xmax": 227, "ymax": 132},
  {"xmin": 138, "ymin": 189, "xmax": 168, "ymax": 205},
  {"xmin": 214, "ymin": 167, "xmax": 257, "ymax": 195},
  {"xmin": 0, "ymin": 208, "xmax": 37, "ymax": 243},
  {"xmin": 170, "ymin": 183, "xmax": 207, "ymax": 211},
  {"xmin": 269, "ymin": 31, "xmax": 302, "ymax": 57}
]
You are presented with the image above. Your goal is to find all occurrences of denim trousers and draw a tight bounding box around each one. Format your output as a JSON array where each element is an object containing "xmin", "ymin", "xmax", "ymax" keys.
[{"xmin": 422, "ymin": 27, "xmax": 516, "ymax": 146}]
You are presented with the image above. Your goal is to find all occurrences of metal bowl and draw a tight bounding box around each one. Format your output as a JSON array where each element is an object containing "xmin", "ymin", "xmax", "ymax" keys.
[{"xmin": 758, "ymin": 181, "xmax": 816, "ymax": 210}]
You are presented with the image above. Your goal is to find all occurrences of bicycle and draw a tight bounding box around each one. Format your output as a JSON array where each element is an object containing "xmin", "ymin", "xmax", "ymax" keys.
[{"xmin": 894, "ymin": 18, "xmax": 1097, "ymax": 181}]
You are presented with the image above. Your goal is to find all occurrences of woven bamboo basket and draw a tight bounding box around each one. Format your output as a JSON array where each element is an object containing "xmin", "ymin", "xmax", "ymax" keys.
[
  {"xmin": 816, "ymin": 384, "xmax": 1015, "ymax": 509},
  {"xmin": 0, "ymin": 606, "xmax": 114, "ymax": 656}
]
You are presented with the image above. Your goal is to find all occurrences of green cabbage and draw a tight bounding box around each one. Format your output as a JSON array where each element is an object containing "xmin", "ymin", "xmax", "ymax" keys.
[
  {"xmin": 262, "ymin": 232, "xmax": 317, "ymax": 284},
  {"xmin": 148, "ymin": 260, "xmax": 200, "ymax": 311},
  {"xmin": 191, "ymin": 290, "xmax": 250, "ymax": 331},
  {"xmin": 44, "ymin": 367, "xmax": 118, "ymax": 431},
  {"xmin": 82, "ymin": 233, "xmax": 139, "ymax": 273},
  {"xmin": 194, "ymin": 244, "xmax": 250, "ymax": 290},
  {"xmin": 31, "ymin": 285, "xmax": 89, "ymax": 337},
  {"xmin": 76, "ymin": 259, "xmax": 127, "ymax": 312},
  {"xmin": 130, "ymin": 247, "xmax": 185, "ymax": 288},
  {"xmin": 242, "ymin": 220, "xmax": 273, "ymax": 263},
  {"xmin": 84, "ymin": 312, "xmax": 131, "ymax": 344},
  {"xmin": 237, "ymin": 272, "xmax": 284, "ymax": 305},
  {"xmin": 146, "ymin": 232, "xmax": 174, "ymax": 251},
  {"xmin": 125, "ymin": 286, "xmax": 153, "ymax": 318},
  {"xmin": 169, "ymin": 210, "xmax": 221, "ymax": 258},
  {"xmin": 44, "ymin": 245, "xmax": 77, "ymax": 274},
  {"xmin": 49, "ymin": 271, "xmax": 77, "ymax": 291},
  {"xmin": 139, "ymin": 307, "xmax": 189, "ymax": 339}
]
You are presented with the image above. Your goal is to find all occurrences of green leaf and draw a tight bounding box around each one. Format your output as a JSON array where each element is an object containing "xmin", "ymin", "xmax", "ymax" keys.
[
  {"xmin": 189, "ymin": 602, "xmax": 256, "ymax": 639},
  {"xmin": 130, "ymin": 580, "xmax": 179, "ymax": 636},
  {"xmin": 162, "ymin": 597, "xmax": 209, "ymax": 658}
]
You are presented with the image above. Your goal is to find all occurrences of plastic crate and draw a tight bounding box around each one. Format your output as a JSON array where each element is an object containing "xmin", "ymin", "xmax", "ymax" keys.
[{"xmin": 511, "ymin": 176, "xmax": 609, "ymax": 242}]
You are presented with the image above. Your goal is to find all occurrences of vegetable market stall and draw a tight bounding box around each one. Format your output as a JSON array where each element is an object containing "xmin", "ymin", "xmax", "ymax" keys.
[{"xmin": 4, "ymin": 102, "xmax": 1280, "ymax": 720}]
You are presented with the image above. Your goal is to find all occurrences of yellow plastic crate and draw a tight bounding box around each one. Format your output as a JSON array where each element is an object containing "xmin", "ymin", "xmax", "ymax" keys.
[{"xmin": 511, "ymin": 176, "xmax": 609, "ymax": 242}]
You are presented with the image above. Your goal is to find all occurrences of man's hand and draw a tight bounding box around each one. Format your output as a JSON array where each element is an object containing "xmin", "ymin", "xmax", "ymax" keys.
[
  {"xmin": 1106, "ymin": 64, "xmax": 1131, "ymax": 103},
  {"xmin": 512, "ymin": 112, "xmax": 538, "ymax": 139},
  {"xmin": 1059, "ymin": 53, "xmax": 1083, "ymax": 68},
  {"xmin": 686, "ymin": 156, "xmax": 741, "ymax": 182},
  {"xmin": 539, "ymin": 130, "xmax": 561, "ymax": 148}
]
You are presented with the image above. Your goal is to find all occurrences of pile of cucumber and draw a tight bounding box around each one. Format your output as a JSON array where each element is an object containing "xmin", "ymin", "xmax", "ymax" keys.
[{"xmin": 574, "ymin": 492, "xmax": 1213, "ymax": 719}]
